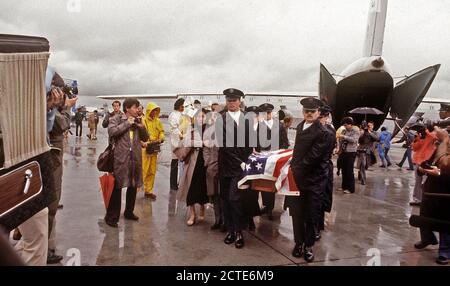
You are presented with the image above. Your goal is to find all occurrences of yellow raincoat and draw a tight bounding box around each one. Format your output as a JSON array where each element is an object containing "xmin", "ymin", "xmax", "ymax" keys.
[{"xmin": 142, "ymin": 102, "xmax": 165, "ymax": 195}]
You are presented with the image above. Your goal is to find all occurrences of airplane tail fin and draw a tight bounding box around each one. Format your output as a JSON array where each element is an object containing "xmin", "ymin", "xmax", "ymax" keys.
[
  {"xmin": 363, "ymin": 0, "xmax": 388, "ymax": 57},
  {"xmin": 390, "ymin": 64, "xmax": 441, "ymax": 136}
]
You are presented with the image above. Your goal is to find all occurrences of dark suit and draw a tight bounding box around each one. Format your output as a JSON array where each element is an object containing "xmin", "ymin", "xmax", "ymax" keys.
[
  {"xmin": 279, "ymin": 122, "xmax": 290, "ymax": 150},
  {"xmin": 284, "ymin": 120, "xmax": 328, "ymax": 247},
  {"xmin": 216, "ymin": 111, "xmax": 252, "ymax": 233},
  {"xmin": 318, "ymin": 124, "xmax": 337, "ymax": 231},
  {"xmin": 256, "ymin": 119, "xmax": 281, "ymax": 212}
]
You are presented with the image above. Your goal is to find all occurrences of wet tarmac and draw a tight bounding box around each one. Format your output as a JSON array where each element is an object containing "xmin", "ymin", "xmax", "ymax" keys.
[{"xmin": 50, "ymin": 121, "xmax": 447, "ymax": 266}]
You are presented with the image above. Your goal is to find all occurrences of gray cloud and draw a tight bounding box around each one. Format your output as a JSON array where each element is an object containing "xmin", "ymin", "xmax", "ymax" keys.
[{"xmin": 1, "ymin": 0, "xmax": 449, "ymax": 98}]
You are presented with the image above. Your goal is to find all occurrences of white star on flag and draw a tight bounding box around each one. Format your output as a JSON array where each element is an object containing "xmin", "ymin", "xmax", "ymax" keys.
[
  {"xmin": 256, "ymin": 162, "xmax": 263, "ymax": 170},
  {"xmin": 246, "ymin": 164, "xmax": 252, "ymax": 171},
  {"xmin": 250, "ymin": 157, "xmax": 257, "ymax": 162}
]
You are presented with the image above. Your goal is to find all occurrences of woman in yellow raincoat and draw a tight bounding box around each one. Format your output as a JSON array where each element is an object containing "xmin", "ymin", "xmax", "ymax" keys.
[{"xmin": 142, "ymin": 102, "xmax": 165, "ymax": 200}]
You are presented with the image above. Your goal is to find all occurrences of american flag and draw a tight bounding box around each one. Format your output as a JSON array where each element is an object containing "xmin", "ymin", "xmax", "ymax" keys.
[{"xmin": 238, "ymin": 150, "xmax": 300, "ymax": 196}]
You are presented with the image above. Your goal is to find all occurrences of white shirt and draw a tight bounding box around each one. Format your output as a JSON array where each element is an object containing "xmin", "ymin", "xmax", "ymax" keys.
[
  {"xmin": 228, "ymin": 110, "xmax": 241, "ymax": 126},
  {"xmin": 264, "ymin": 119, "xmax": 274, "ymax": 130},
  {"xmin": 303, "ymin": 122, "xmax": 313, "ymax": 131},
  {"xmin": 168, "ymin": 110, "xmax": 183, "ymax": 137}
]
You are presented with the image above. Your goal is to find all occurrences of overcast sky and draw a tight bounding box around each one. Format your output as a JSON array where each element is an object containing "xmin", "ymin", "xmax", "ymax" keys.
[{"xmin": 1, "ymin": 0, "xmax": 449, "ymax": 98}]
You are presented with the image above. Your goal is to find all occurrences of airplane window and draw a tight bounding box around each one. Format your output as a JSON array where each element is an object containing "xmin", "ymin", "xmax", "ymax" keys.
[{"xmin": 0, "ymin": 125, "xmax": 4, "ymax": 168}]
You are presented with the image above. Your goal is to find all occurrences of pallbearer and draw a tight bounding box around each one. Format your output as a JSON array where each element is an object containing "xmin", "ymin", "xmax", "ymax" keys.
[
  {"xmin": 216, "ymin": 88, "xmax": 252, "ymax": 249},
  {"xmin": 285, "ymin": 98, "xmax": 328, "ymax": 262},
  {"xmin": 256, "ymin": 103, "xmax": 280, "ymax": 220},
  {"xmin": 317, "ymin": 104, "xmax": 337, "ymax": 240}
]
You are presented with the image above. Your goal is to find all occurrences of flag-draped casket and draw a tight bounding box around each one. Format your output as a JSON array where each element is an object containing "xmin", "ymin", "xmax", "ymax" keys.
[{"xmin": 237, "ymin": 150, "xmax": 299, "ymax": 196}]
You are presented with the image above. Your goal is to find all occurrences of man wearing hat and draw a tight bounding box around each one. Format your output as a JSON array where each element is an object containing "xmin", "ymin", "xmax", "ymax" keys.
[
  {"xmin": 316, "ymin": 104, "xmax": 337, "ymax": 240},
  {"xmin": 169, "ymin": 98, "xmax": 187, "ymax": 191},
  {"xmin": 256, "ymin": 103, "xmax": 280, "ymax": 220},
  {"xmin": 439, "ymin": 103, "xmax": 450, "ymax": 121},
  {"xmin": 284, "ymin": 97, "xmax": 328, "ymax": 262},
  {"xmin": 216, "ymin": 88, "xmax": 253, "ymax": 249},
  {"xmin": 243, "ymin": 106, "xmax": 262, "ymax": 230}
]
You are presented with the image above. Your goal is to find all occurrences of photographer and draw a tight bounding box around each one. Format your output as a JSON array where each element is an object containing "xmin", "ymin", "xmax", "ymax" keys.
[
  {"xmin": 48, "ymin": 72, "xmax": 78, "ymax": 264},
  {"xmin": 141, "ymin": 102, "xmax": 165, "ymax": 201},
  {"xmin": 414, "ymin": 127, "xmax": 450, "ymax": 265},
  {"xmin": 105, "ymin": 98, "xmax": 149, "ymax": 227},
  {"xmin": 14, "ymin": 69, "xmax": 77, "ymax": 265}
]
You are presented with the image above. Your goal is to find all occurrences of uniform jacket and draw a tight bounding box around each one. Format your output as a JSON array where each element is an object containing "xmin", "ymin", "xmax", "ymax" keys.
[
  {"xmin": 216, "ymin": 111, "xmax": 253, "ymax": 178},
  {"xmin": 290, "ymin": 120, "xmax": 328, "ymax": 190},
  {"xmin": 256, "ymin": 119, "xmax": 280, "ymax": 151}
]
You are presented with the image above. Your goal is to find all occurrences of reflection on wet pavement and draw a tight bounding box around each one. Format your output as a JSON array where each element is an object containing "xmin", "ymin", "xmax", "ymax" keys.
[{"xmin": 52, "ymin": 121, "xmax": 447, "ymax": 266}]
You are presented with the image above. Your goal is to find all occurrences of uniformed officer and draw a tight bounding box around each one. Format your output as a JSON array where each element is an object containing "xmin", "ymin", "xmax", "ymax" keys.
[
  {"xmin": 243, "ymin": 106, "xmax": 262, "ymax": 230},
  {"xmin": 284, "ymin": 97, "xmax": 328, "ymax": 262},
  {"xmin": 216, "ymin": 88, "xmax": 253, "ymax": 249},
  {"xmin": 317, "ymin": 104, "xmax": 337, "ymax": 240},
  {"xmin": 439, "ymin": 103, "xmax": 450, "ymax": 121},
  {"xmin": 256, "ymin": 103, "xmax": 280, "ymax": 220}
]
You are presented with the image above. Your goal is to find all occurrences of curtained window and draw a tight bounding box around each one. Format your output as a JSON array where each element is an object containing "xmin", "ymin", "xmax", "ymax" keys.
[{"xmin": 0, "ymin": 52, "xmax": 50, "ymax": 168}]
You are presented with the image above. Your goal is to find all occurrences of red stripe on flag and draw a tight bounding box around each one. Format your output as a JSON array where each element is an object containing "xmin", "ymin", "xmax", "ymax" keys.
[
  {"xmin": 273, "ymin": 154, "xmax": 291, "ymax": 178},
  {"xmin": 287, "ymin": 167, "xmax": 299, "ymax": 193}
]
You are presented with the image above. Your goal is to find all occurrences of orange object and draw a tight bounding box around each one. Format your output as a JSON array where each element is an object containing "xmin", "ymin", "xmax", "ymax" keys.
[
  {"xmin": 99, "ymin": 173, "xmax": 115, "ymax": 209},
  {"xmin": 251, "ymin": 179, "xmax": 276, "ymax": 192},
  {"xmin": 412, "ymin": 130, "xmax": 438, "ymax": 165}
]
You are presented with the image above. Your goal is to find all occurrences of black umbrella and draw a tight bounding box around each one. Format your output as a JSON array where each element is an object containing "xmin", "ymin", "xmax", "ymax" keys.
[{"xmin": 349, "ymin": 107, "xmax": 384, "ymax": 121}]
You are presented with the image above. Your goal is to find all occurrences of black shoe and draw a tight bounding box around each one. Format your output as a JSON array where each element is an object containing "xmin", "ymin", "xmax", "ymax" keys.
[
  {"xmin": 409, "ymin": 201, "xmax": 421, "ymax": 206},
  {"xmin": 210, "ymin": 222, "xmax": 221, "ymax": 230},
  {"xmin": 396, "ymin": 163, "xmax": 402, "ymax": 168},
  {"xmin": 124, "ymin": 213, "xmax": 139, "ymax": 221},
  {"xmin": 304, "ymin": 246, "xmax": 315, "ymax": 263},
  {"xmin": 436, "ymin": 256, "xmax": 449, "ymax": 265},
  {"xmin": 57, "ymin": 204, "xmax": 64, "ymax": 209},
  {"xmin": 47, "ymin": 252, "xmax": 63, "ymax": 264},
  {"xmin": 414, "ymin": 241, "xmax": 438, "ymax": 249},
  {"xmin": 104, "ymin": 219, "xmax": 118, "ymax": 228},
  {"xmin": 387, "ymin": 163, "xmax": 392, "ymax": 167},
  {"xmin": 379, "ymin": 165, "xmax": 386, "ymax": 168},
  {"xmin": 292, "ymin": 243, "xmax": 304, "ymax": 258},
  {"xmin": 235, "ymin": 232, "xmax": 244, "ymax": 249},
  {"xmin": 407, "ymin": 168, "xmax": 415, "ymax": 171},
  {"xmin": 220, "ymin": 224, "xmax": 227, "ymax": 233},
  {"xmin": 224, "ymin": 232, "xmax": 236, "ymax": 244},
  {"xmin": 248, "ymin": 219, "xmax": 256, "ymax": 231}
]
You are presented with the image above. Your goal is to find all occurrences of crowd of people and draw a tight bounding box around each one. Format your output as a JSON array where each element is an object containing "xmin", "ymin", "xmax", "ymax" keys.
[
  {"xmin": 93, "ymin": 86, "xmax": 449, "ymax": 264},
  {"xmin": 6, "ymin": 83, "xmax": 450, "ymax": 266}
]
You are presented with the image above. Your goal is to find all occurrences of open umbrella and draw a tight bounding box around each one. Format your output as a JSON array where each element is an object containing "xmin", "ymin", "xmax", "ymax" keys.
[
  {"xmin": 99, "ymin": 173, "xmax": 114, "ymax": 209},
  {"xmin": 349, "ymin": 107, "xmax": 384, "ymax": 121}
]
